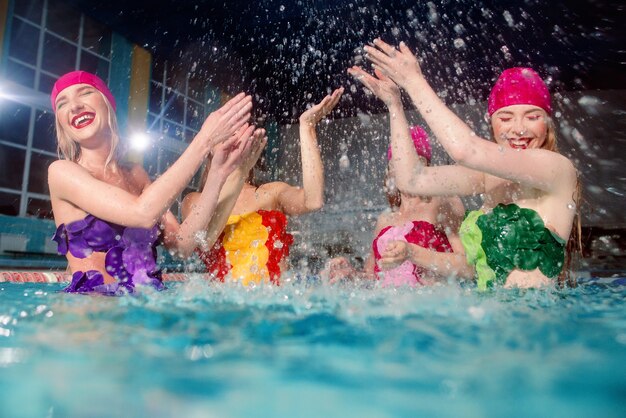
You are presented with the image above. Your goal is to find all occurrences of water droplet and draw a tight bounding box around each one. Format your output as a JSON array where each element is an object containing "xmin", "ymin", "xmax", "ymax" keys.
[
  {"xmin": 503, "ymin": 10, "xmax": 515, "ymax": 27},
  {"xmin": 578, "ymin": 95, "xmax": 602, "ymax": 115},
  {"xmin": 606, "ymin": 187, "xmax": 624, "ymax": 197},
  {"xmin": 339, "ymin": 154, "xmax": 350, "ymax": 170}
]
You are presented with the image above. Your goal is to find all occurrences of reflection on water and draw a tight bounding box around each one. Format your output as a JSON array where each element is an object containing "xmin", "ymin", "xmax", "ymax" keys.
[{"xmin": 1, "ymin": 275, "xmax": 625, "ymax": 417}]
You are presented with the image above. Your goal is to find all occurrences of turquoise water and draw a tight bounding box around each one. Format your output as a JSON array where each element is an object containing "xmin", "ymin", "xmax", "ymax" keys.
[{"xmin": 1, "ymin": 276, "xmax": 625, "ymax": 418}]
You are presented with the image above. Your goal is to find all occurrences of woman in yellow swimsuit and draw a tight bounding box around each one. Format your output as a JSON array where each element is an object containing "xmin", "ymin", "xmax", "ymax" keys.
[{"xmin": 183, "ymin": 88, "xmax": 343, "ymax": 286}]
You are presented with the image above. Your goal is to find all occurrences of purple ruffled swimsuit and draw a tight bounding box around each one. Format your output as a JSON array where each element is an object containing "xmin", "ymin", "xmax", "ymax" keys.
[{"xmin": 52, "ymin": 215, "xmax": 164, "ymax": 295}]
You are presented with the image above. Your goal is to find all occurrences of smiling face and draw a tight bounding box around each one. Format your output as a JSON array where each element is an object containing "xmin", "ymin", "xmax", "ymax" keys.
[
  {"xmin": 54, "ymin": 83, "xmax": 111, "ymax": 146},
  {"xmin": 491, "ymin": 104, "xmax": 549, "ymax": 150}
]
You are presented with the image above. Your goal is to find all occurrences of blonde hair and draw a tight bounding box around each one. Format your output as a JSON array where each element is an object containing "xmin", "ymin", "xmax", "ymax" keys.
[
  {"xmin": 542, "ymin": 117, "xmax": 558, "ymax": 152},
  {"xmin": 54, "ymin": 92, "xmax": 124, "ymax": 170}
]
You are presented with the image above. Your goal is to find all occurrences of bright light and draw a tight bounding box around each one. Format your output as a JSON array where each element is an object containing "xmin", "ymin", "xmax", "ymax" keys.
[{"xmin": 130, "ymin": 133, "xmax": 150, "ymax": 151}]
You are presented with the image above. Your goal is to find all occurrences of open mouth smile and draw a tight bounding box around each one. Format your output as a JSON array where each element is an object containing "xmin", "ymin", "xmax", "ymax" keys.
[
  {"xmin": 508, "ymin": 137, "xmax": 532, "ymax": 149},
  {"xmin": 71, "ymin": 112, "xmax": 95, "ymax": 129}
]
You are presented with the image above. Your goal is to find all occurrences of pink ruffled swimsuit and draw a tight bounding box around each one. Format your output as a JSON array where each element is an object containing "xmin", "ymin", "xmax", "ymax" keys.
[{"xmin": 372, "ymin": 221, "xmax": 453, "ymax": 287}]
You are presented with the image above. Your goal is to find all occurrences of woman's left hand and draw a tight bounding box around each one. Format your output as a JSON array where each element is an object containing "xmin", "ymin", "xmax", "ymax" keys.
[
  {"xmin": 347, "ymin": 66, "xmax": 402, "ymax": 107},
  {"xmin": 209, "ymin": 124, "xmax": 260, "ymax": 181},
  {"xmin": 299, "ymin": 87, "xmax": 344, "ymax": 126},
  {"xmin": 363, "ymin": 39, "xmax": 423, "ymax": 89},
  {"xmin": 379, "ymin": 241, "xmax": 409, "ymax": 270}
]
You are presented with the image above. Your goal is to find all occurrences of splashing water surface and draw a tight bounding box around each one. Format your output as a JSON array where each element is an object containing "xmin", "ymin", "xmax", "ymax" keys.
[{"xmin": 0, "ymin": 275, "xmax": 625, "ymax": 418}]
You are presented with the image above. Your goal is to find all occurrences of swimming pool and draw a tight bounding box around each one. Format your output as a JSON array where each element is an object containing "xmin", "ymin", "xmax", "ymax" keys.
[{"xmin": 1, "ymin": 275, "xmax": 625, "ymax": 418}]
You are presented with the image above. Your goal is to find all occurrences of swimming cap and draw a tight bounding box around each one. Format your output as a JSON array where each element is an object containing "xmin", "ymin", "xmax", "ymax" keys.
[
  {"xmin": 51, "ymin": 71, "xmax": 116, "ymax": 112},
  {"xmin": 488, "ymin": 67, "xmax": 551, "ymax": 115},
  {"xmin": 387, "ymin": 125, "xmax": 432, "ymax": 162}
]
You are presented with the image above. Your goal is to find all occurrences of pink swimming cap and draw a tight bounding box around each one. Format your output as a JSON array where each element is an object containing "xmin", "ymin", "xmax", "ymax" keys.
[
  {"xmin": 387, "ymin": 125, "xmax": 432, "ymax": 162},
  {"xmin": 488, "ymin": 67, "xmax": 551, "ymax": 115},
  {"xmin": 50, "ymin": 71, "xmax": 116, "ymax": 112}
]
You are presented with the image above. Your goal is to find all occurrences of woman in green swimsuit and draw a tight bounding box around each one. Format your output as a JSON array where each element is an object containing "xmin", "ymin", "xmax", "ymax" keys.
[{"xmin": 349, "ymin": 40, "xmax": 580, "ymax": 289}]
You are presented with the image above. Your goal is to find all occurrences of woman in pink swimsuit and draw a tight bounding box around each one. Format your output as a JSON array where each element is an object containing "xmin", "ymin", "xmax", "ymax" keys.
[{"xmin": 326, "ymin": 126, "xmax": 466, "ymax": 286}]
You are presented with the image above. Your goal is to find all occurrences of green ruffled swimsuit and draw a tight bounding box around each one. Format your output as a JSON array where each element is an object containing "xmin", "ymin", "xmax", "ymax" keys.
[{"xmin": 459, "ymin": 203, "xmax": 566, "ymax": 290}]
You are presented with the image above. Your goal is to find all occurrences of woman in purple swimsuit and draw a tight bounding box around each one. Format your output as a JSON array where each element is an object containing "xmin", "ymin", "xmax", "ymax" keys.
[
  {"xmin": 326, "ymin": 126, "xmax": 468, "ymax": 286},
  {"xmin": 48, "ymin": 71, "xmax": 265, "ymax": 294}
]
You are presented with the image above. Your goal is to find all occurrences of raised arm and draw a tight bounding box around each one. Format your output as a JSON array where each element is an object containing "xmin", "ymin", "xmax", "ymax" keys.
[
  {"xmin": 180, "ymin": 129, "xmax": 267, "ymax": 255},
  {"xmin": 363, "ymin": 39, "xmax": 575, "ymax": 194},
  {"xmin": 166, "ymin": 125, "xmax": 266, "ymax": 258},
  {"xmin": 278, "ymin": 87, "xmax": 343, "ymax": 215},
  {"xmin": 49, "ymin": 94, "xmax": 252, "ymax": 228},
  {"xmin": 348, "ymin": 65, "xmax": 485, "ymax": 197}
]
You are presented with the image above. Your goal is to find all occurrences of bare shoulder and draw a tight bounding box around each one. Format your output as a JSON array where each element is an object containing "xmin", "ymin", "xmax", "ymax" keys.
[
  {"xmin": 556, "ymin": 152, "xmax": 577, "ymax": 180},
  {"xmin": 263, "ymin": 181, "xmax": 292, "ymax": 192},
  {"xmin": 374, "ymin": 210, "xmax": 393, "ymax": 233},
  {"xmin": 261, "ymin": 181, "xmax": 296, "ymax": 198},
  {"xmin": 377, "ymin": 210, "xmax": 392, "ymax": 224},
  {"xmin": 182, "ymin": 191, "xmax": 201, "ymax": 205},
  {"xmin": 48, "ymin": 159, "xmax": 78, "ymax": 174},
  {"xmin": 48, "ymin": 159, "xmax": 84, "ymax": 184}
]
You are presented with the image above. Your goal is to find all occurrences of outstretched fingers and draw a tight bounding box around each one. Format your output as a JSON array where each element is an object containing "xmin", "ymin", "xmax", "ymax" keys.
[
  {"xmin": 372, "ymin": 38, "xmax": 397, "ymax": 56},
  {"xmin": 241, "ymin": 128, "xmax": 267, "ymax": 172},
  {"xmin": 231, "ymin": 125, "xmax": 257, "ymax": 161},
  {"xmin": 316, "ymin": 87, "xmax": 344, "ymax": 117},
  {"xmin": 225, "ymin": 97, "xmax": 253, "ymax": 127},
  {"xmin": 398, "ymin": 41, "xmax": 412, "ymax": 55},
  {"xmin": 348, "ymin": 66, "xmax": 372, "ymax": 85},
  {"xmin": 217, "ymin": 92, "xmax": 247, "ymax": 114},
  {"xmin": 363, "ymin": 44, "xmax": 393, "ymax": 69},
  {"xmin": 300, "ymin": 88, "xmax": 343, "ymax": 124},
  {"xmin": 325, "ymin": 87, "xmax": 344, "ymax": 111},
  {"xmin": 348, "ymin": 66, "xmax": 383, "ymax": 95}
]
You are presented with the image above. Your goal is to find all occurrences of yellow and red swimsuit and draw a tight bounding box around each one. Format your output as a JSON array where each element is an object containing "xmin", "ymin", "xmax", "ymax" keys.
[{"xmin": 197, "ymin": 210, "xmax": 294, "ymax": 286}]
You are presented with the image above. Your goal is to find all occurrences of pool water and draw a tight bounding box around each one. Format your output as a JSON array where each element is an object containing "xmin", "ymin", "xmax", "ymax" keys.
[{"xmin": 1, "ymin": 276, "xmax": 625, "ymax": 418}]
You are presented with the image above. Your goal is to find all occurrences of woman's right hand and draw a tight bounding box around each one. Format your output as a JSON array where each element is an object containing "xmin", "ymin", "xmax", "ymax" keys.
[
  {"xmin": 363, "ymin": 39, "xmax": 423, "ymax": 90},
  {"xmin": 197, "ymin": 93, "xmax": 253, "ymax": 152},
  {"xmin": 379, "ymin": 241, "xmax": 409, "ymax": 270},
  {"xmin": 347, "ymin": 66, "xmax": 402, "ymax": 108},
  {"xmin": 299, "ymin": 88, "xmax": 344, "ymax": 126}
]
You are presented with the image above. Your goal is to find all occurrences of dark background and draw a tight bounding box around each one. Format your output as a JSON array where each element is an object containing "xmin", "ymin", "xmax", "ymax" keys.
[{"xmin": 64, "ymin": 0, "xmax": 625, "ymax": 123}]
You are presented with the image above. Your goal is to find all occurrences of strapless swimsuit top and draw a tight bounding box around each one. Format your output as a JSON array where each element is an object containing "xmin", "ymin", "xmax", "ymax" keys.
[
  {"xmin": 196, "ymin": 210, "xmax": 293, "ymax": 286},
  {"xmin": 52, "ymin": 214, "xmax": 163, "ymax": 295},
  {"xmin": 372, "ymin": 220, "xmax": 453, "ymax": 286}
]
